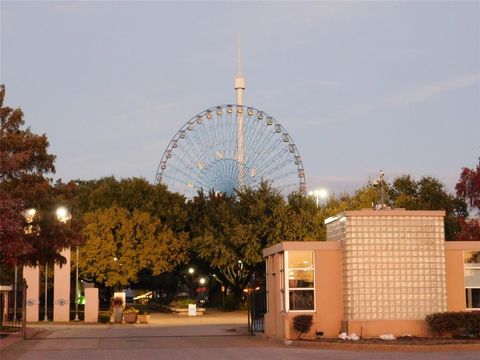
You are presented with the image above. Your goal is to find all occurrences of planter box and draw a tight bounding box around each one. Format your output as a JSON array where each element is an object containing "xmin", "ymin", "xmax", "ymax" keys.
[
  {"xmin": 112, "ymin": 307, "xmax": 123, "ymax": 323},
  {"xmin": 138, "ymin": 314, "xmax": 150, "ymax": 324},
  {"xmin": 169, "ymin": 306, "xmax": 206, "ymax": 316},
  {"xmin": 123, "ymin": 313, "xmax": 138, "ymax": 324}
]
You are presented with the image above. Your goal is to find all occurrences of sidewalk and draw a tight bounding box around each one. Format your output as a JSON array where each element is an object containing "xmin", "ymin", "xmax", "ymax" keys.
[
  {"xmin": 0, "ymin": 327, "xmax": 45, "ymax": 350},
  {"xmin": 0, "ymin": 310, "xmax": 248, "ymax": 351}
]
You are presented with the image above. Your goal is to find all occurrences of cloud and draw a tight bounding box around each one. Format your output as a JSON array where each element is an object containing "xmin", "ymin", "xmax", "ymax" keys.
[
  {"xmin": 320, "ymin": 73, "xmax": 480, "ymax": 126},
  {"xmin": 387, "ymin": 73, "xmax": 480, "ymax": 107}
]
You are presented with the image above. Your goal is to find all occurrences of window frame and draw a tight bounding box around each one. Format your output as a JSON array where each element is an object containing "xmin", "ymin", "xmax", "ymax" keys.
[
  {"xmin": 284, "ymin": 250, "xmax": 315, "ymax": 312},
  {"xmin": 464, "ymin": 250, "xmax": 480, "ymax": 310}
]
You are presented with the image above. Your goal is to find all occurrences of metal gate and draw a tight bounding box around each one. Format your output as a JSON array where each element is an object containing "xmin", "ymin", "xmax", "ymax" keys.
[
  {"xmin": 247, "ymin": 288, "xmax": 266, "ymax": 334},
  {"xmin": 0, "ymin": 281, "xmax": 27, "ymax": 338}
]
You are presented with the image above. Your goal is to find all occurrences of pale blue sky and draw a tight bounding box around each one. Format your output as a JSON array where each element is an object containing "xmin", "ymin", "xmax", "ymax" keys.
[{"xmin": 1, "ymin": 1, "xmax": 479, "ymax": 195}]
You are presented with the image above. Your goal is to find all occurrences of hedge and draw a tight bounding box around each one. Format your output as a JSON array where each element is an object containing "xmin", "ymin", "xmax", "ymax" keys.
[{"xmin": 425, "ymin": 311, "xmax": 480, "ymax": 338}]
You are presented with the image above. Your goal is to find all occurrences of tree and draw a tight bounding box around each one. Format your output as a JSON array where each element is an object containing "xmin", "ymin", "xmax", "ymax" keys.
[
  {"xmin": 391, "ymin": 175, "xmax": 418, "ymax": 209},
  {"xmin": 79, "ymin": 205, "xmax": 189, "ymax": 290},
  {"xmin": 390, "ymin": 175, "xmax": 466, "ymax": 240},
  {"xmin": 317, "ymin": 175, "xmax": 466, "ymax": 240},
  {"xmin": 188, "ymin": 190, "xmax": 247, "ymax": 303},
  {"xmin": 189, "ymin": 183, "xmax": 313, "ymax": 306},
  {"xmin": 455, "ymin": 162, "xmax": 480, "ymax": 240},
  {"xmin": 75, "ymin": 177, "xmax": 188, "ymax": 232},
  {"xmin": 456, "ymin": 162, "xmax": 480, "ymax": 212},
  {"xmin": 0, "ymin": 85, "xmax": 82, "ymax": 268},
  {"xmin": 284, "ymin": 193, "xmax": 324, "ymax": 241}
]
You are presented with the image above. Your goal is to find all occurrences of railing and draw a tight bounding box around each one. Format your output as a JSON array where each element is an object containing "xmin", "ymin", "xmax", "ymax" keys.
[
  {"xmin": 0, "ymin": 281, "xmax": 27, "ymax": 338},
  {"xmin": 247, "ymin": 288, "xmax": 266, "ymax": 334}
]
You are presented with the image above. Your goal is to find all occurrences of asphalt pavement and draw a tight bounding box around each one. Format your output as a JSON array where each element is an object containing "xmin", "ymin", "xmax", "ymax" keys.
[{"xmin": 1, "ymin": 310, "xmax": 479, "ymax": 360}]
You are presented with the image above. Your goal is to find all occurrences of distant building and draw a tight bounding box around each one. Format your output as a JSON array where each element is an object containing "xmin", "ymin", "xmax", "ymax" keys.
[{"xmin": 263, "ymin": 209, "xmax": 480, "ymax": 339}]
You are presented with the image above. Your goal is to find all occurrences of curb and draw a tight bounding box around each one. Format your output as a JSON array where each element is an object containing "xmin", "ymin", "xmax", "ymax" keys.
[{"xmin": 287, "ymin": 339, "xmax": 480, "ymax": 352}]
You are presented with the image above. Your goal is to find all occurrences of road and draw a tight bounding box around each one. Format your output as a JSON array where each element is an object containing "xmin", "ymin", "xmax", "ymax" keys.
[{"xmin": 1, "ymin": 311, "xmax": 479, "ymax": 360}]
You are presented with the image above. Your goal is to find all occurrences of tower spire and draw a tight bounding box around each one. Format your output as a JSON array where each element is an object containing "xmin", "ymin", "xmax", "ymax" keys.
[
  {"xmin": 235, "ymin": 33, "xmax": 245, "ymax": 188},
  {"xmin": 234, "ymin": 32, "xmax": 245, "ymax": 106},
  {"xmin": 237, "ymin": 32, "xmax": 242, "ymax": 75}
]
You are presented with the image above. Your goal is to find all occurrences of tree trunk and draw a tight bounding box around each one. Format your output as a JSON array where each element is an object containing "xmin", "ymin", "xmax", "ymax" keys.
[{"xmin": 232, "ymin": 287, "xmax": 243, "ymax": 309}]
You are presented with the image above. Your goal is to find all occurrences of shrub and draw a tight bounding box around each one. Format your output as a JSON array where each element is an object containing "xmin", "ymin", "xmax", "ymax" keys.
[
  {"xmin": 111, "ymin": 296, "xmax": 123, "ymax": 307},
  {"xmin": 98, "ymin": 311, "xmax": 111, "ymax": 323},
  {"xmin": 170, "ymin": 298, "xmax": 196, "ymax": 309},
  {"xmin": 426, "ymin": 312, "xmax": 480, "ymax": 338},
  {"xmin": 293, "ymin": 314, "xmax": 314, "ymax": 339},
  {"xmin": 123, "ymin": 306, "xmax": 139, "ymax": 314}
]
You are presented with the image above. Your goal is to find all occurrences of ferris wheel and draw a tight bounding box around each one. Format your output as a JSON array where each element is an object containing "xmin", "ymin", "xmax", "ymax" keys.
[{"xmin": 155, "ymin": 104, "xmax": 306, "ymax": 199}]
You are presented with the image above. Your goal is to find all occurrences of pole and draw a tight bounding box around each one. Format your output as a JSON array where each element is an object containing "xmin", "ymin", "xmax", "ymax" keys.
[
  {"xmin": 43, "ymin": 262, "xmax": 48, "ymax": 321},
  {"xmin": 22, "ymin": 281, "xmax": 27, "ymax": 339},
  {"xmin": 13, "ymin": 264, "xmax": 18, "ymax": 321},
  {"xmin": 74, "ymin": 246, "xmax": 79, "ymax": 321}
]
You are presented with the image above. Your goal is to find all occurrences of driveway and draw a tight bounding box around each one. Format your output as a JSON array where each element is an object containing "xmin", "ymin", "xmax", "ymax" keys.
[{"xmin": 1, "ymin": 311, "xmax": 479, "ymax": 360}]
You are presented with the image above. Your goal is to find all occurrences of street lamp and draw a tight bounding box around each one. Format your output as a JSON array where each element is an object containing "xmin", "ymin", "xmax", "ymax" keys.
[
  {"xmin": 18, "ymin": 208, "xmax": 37, "ymax": 322},
  {"xmin": 187, "ymin": 267, "xmax": 195, "ymax": 298},
  {"xmin": 74, "ymin": 245, "xmax": 80, "ymax": 321},
  {"xmin": 43, "ymin": 206, "xmax": 71, "ymax": 322},
  {"xmin": 308, "ymin": 188, "xmax": 328, "ymax": 206}
]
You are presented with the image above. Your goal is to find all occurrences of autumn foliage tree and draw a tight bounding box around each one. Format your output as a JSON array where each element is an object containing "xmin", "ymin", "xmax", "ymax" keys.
[
  {"xmin": 455, "ymin": 161, "xmax": 480, "ymax": 240},
  {"xmin": 0, "ymin": 85, "xmax": 82, "ymax": 270},
  {"xmin": 80, "ymin": 205, "xmax": 189, "ymax": 290}
]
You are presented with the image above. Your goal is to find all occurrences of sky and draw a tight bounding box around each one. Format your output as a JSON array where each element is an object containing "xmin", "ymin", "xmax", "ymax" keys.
[{"xmin": 1, "ymin": 1, "xmax": 479, "ymax": 196}]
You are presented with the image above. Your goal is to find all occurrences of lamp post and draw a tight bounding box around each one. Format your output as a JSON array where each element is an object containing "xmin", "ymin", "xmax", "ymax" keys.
[
  {"xmin": 187, "ymin": 267, "xmax": 195, "ymax": 298},
  {"xmin": 212, "ymin": 274, "xmax": 225, "ymax": 309},
  {"xmin": 74, "ymin": 246, "xmax": 80, "ymax": 321},
  {"xmin": 43, "ymin": 206, "xmax": 71, "ymax": 322},
  {"xmin": 43, "ymin": 261, "xmax": 48, "ymax": 322},
  {"xmin": 19, "ymin": 208, "xmax": 37, "ymax": 321},
  {"xmin": 308, "ymin": 188, "xmax": 328, "ymax": 207},
  {"xmin": 13, "ymin": 264, "xmax": 18, "ymax": 321}
]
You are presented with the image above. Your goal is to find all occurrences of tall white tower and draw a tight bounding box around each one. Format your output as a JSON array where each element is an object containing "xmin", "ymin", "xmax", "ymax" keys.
[{"xmin": 235, "ymin": 34, "xmax": 245, "ymax": 187}]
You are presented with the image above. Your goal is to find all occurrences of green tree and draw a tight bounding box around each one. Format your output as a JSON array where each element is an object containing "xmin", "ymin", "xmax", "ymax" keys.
[
  {"xmin": 390, "ymin": 175, "xmax": 466, "ymax": 240},
  {"xmin": 188, "ymin": 191, "xmax": 247, "ymax": 302},
  {"xmin": 75, "ymin": 177, "xmax": 187, "ymax": 232},
  {"xmin": 283, "ymin": 192, "xmax": 324, "ymax": 241},
  {"xmin": 188, "ymin": 182, "xmax": 342, "ymax": 306},
  {"xmin": 317, "ymin": 175, "xmax": 466, "ymax": 240}
]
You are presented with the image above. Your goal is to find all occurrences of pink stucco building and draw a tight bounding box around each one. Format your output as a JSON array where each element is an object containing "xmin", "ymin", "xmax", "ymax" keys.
[{"xmin": 263, "ymin": 209, "xmax": 480, "ymax": 340}]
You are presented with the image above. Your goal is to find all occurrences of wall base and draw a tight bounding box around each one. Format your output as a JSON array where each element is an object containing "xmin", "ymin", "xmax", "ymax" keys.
[{"xmin": 346, "ymin": 319, "xmax": 431, "ymax": 338}]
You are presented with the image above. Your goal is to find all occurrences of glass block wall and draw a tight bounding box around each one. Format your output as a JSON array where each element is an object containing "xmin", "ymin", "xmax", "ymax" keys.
[{"xmin": 327, "ymin": 211, "xmax": 446, "ymax": 320}]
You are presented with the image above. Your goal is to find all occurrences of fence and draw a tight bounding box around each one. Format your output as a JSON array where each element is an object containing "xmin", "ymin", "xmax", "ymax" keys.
[
  {"xmin": 0, "ymin": 281, "xmax": 27, "ymax": 338},
  {"xmin": 247, "ymin": 288, "xmax": 266, "ymax": 334}
]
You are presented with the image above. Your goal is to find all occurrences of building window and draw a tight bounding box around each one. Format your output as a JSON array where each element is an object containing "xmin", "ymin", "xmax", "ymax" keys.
[
  {"xmin": 285, "ymin": 250, "xmax": 315, "ymax": 311},
  {"xmin": 464, "ymin": 251, "xmax": 480, "ymax": 309},
  {"xmin": 279, "ymin": 252, "xmax": 285, "ymax": 311},
  {"xmin": 265, "ymin": 257, "xmax": 269, "ymax": 313}
]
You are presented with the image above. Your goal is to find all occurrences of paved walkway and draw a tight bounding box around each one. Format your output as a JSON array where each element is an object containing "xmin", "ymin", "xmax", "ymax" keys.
[{"xmin": 1, "ymin": 311, "xmax": 479, "ymax": 360}]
